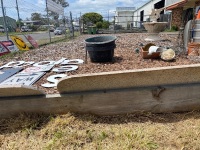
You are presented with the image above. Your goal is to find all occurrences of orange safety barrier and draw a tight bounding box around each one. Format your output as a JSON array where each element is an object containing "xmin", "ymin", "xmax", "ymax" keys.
[{"xmin": 197, "ymin": 9, "xmax": 200, "ymax": 20}]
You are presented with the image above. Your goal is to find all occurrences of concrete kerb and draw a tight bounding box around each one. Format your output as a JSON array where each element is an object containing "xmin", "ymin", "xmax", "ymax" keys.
[{"xmin": 1, "ymin": 64, "xmax": 200, "ymax": 118}]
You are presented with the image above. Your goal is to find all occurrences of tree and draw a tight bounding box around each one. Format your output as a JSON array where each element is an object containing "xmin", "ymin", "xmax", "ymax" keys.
[
  {"xmin": 16, "ymin": 21, "xmax": 24, "ymax": 28},
  {"xmin": 31, "ymin": 13, "xmax": 42, "ymax": 21},
  {"xmin": 96, "ymin": 22, "xmax": 102, "ymax": 29},
  {"xmin": 82, "ymin": 12, "xmax": 103, "ymax": 25},
  {"xmin": 102, "ymin": 20, "xmax": 110, "ymax": 29}
]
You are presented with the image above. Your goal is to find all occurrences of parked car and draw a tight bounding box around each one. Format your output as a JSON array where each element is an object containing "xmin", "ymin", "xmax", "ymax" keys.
[
  {"xmin": 21, "ymin": 26, "xmax": 32, "ymax": 32},
  {"xmin": 49, "ymin": 27, "xmax": 55, "ymax": 32},
  {"xmin": 54, "ymin": 27, "xmax": 66, "ymax": 35}
]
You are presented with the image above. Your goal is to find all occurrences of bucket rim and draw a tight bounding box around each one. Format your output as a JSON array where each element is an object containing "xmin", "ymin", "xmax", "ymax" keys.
[{"xmin": 85, "ymin": 36, "xmax": 117, "ymax": 45}]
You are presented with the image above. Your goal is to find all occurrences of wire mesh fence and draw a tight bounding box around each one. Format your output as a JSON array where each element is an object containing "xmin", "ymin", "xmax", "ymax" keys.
[
  {"xmin": 95, "ymin": 13, "xmax": 171, "ymax": 34},
  {"xmin": 0, "ymin": 0, "xmax": 172, "ymax": 47},
  {"xmin": 0, "ymin": 0, "xmax": 80, "ymax": 47}
]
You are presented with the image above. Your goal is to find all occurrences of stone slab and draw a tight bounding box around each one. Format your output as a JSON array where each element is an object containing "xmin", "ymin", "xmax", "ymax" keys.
[{"xmin": 58, "ymin": 64, "xmax": 200, "ymax": 94}]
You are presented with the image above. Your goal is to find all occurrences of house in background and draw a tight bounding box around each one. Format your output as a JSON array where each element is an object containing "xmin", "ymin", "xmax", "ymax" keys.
[
  {"xmin": 132, "ymin": 0, "xmax": 166, "ymax": 28},
  {"xmin": 22, "ymin": 20, "xmax": 41, "ymax": 26},
  {"xmin": 132, "ymin": 0, "xmax": 200, "ymax": 29},
  {"xmin": 166, "ymin": 0, "xmax": 200, "ymax": 28},
  {"xmin": 115, "ymin": 7, "xmax": 136, "ymax": 29},
  {"xmin": 0, "ymin": 16, "xmax": 16, "ymax": 32}
]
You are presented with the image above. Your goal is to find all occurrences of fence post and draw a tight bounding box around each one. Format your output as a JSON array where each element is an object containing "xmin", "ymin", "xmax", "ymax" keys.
[
  {"xmin": 70, "ymin": 11, "xmax": 74, "ymax": 37},
  {"xmin": 79, "ymin": 12, "xmax": 82, "ymax": 35},
  {"xmin": 114, "ymin": 16, "xmax": 116, "ymax": 33}
]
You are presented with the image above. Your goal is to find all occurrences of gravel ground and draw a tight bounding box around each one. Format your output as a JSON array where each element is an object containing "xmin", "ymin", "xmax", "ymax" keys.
[{"xmin": 0, "ymin": 33, "xmax": 199, "ymax": 94}]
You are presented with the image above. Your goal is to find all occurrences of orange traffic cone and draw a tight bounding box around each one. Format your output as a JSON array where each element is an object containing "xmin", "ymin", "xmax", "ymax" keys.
[{"xmin": 197, "ymin": 10, "xmax": 200, "ymax": 19}]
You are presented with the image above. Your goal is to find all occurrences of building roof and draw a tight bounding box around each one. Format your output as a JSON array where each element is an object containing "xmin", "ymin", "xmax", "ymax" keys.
[
  {"xmin": 22, "ymin": 20, "xmax": 41, "ymax": 23},
  {"xmin": 166, "ymin": 0, "xmax": 199, "ymax": 10}
]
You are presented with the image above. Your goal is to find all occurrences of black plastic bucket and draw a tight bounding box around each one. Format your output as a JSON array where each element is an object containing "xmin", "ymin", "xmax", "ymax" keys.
[{"xmin": 85, "ymin": 36, "xmax": 117, "ymax": 62}]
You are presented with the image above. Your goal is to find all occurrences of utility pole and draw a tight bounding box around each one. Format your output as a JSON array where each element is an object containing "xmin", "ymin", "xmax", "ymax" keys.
[
  {"xmin": 16, "ymin": 0, "xmax": 21, "ymax": 30},
  {"xmin": 1, "ymin": 0, "xmax": 8, "ymax": 40},
  {"xmin": 108, "ymin": 10, "xmax": 109, "ymax": 21},
  {"xmin": 45, "ymin": 0, "xmax": 51, "ymax": 43}
]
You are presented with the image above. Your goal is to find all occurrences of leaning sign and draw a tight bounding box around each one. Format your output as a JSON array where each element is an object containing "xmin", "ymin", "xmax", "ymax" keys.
[
  {"xmin": 10, "ymin": 35, "xmax": 29, "ymax": 50},
  {"xmin": 0, "ymin": 42, "xmax": 10, "ymax": 56},
  {"xmin": 1, "ymin": 40, "xmax": 18, "ymax": 52},
  {"xmin": 26, "ymin": 35, "xmax": 39, "ymax": 48}
]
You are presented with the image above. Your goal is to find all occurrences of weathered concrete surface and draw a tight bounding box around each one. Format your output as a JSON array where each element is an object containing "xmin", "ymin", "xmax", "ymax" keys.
[
  {"xmin": 0, "ymin": 85, "xmax": 45, "ymax": 97},
  {"xmin": 2, "ymin": 64, "xmax": 200, "ymax": 118},
  {"xmin": 1, "ymin": 83, "xmax": 200, "ymax": 118},
  {"xmin": 58, "ymin": 64, "xmax": 200, "ymax": 94}
]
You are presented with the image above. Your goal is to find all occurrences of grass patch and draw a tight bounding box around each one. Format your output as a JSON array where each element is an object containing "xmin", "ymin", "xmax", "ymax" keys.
[
  {"xmin": 0, "ymin": 50, "xmax": 26, "ymax": 61},
  {"xmin": 1, "ymin": 112, "xmax": 200, "ymax": 149}
]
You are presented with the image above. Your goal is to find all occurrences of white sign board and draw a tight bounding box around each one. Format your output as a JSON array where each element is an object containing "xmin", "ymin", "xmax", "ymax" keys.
[
  {"xmin": 20, "ymin": 65, "xmax": 54, "ymax": 74},
  {"xmin": 1, "ymin": 40, "xmax": 19, "ymax": 52},
  {"xmin": 0, "ymin": 72, "xmax": 45, "ymax": 86},
  {"xmin": 0, "ymin": 68, "xmax": 22, "ymax": 83},
  {"xmin": 47, "ymin": 0, "xmax": 64, "ymax": 15}
]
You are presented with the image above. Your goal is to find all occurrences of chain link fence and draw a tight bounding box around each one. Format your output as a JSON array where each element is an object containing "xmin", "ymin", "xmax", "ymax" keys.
[
  {"xmin": 0, "ymin": 0, "xmax": 80, "ymax": 47},
  {"xmin": 91, "ymin": 13, "xmax": 171, "ymax": 34},
  {"xmin": 0, "ymin": 0, "xmax": 172, "ymax": 46}
]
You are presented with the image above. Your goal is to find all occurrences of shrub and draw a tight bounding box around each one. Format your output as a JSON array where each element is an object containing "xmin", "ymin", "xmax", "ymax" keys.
[
  {"xmin": 96, "ymin": 22, "xmax": 102, "ymax": 29},
  {"xmin": 171, "ymin": 25, "xmax": 178, "ymax": 31}
]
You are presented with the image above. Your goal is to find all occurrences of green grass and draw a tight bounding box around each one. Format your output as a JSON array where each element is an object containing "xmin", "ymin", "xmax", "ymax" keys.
[{"xmin": 1, "ymin": 112, "xmax": 200, "ymax": 150}]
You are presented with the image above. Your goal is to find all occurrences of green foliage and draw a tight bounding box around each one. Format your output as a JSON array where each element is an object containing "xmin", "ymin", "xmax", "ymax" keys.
[
  {"xmin": 16, "ymin": 21, "xmax": 24, "ymax": 28},
  {"xmin": 37, "ymin": 26, "xmax": 48, "ymax": 31},
  {"xmin": 29, "ymin": 25, "xmax": 39, "ymax": 31},
  {"xmin": 96, "ymin": 20, "xmax": 109, "ymax": 29},
  {"xmin": 164, "ymin": 25, "xmax": 178, "ymax": 32},
  {"xmin": 82, "ymin": 12, "xmax": 103, "ymax": 25},
  {"xmin": 102, "ymin": 20, "xmax": 110, "ymax": 29},
  {"xmin": 31, "ymin": 13, "xmax": 42, "ymax": 21},
  {"xmin": 96, "ymin": 22, "xmax": 102, "ymax": 29},
  {"xmin": 171, "ymin": 25, "xmax": 178, "ymax": 31}
]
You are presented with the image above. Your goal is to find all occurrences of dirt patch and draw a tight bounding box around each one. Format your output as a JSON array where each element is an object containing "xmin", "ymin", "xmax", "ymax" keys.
[{"xmin": 0, "ymin": 33, "xmax": 198, "ymax": 94}]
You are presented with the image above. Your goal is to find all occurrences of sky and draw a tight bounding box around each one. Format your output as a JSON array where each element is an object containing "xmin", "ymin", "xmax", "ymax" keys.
[{"xmin": 0, "ymin": 0, "xmax": 149, "ymax": 20}]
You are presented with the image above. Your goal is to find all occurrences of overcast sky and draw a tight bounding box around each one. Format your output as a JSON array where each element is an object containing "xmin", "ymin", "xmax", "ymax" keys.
[{"xmin": 0, "ymin": 0, "xmax": 149, "ymax": 20}]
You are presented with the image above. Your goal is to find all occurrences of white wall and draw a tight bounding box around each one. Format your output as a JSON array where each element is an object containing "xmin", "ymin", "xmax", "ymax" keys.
[
  {"xmin": 133, "ymin": 0, "xmax": 162, "ymax": 27},
  {"xmin": 133, "ymin": 0, "xmax": 185, "ymax": 27},
  {"xmin": 115, "ymin": 11, "xmax": 134, "ymax": 28}
]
